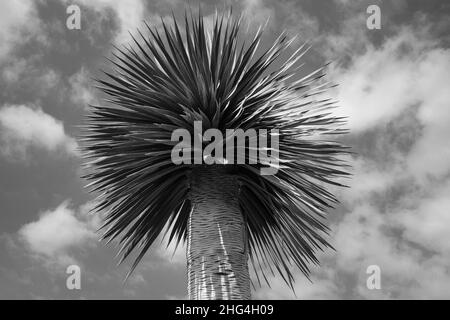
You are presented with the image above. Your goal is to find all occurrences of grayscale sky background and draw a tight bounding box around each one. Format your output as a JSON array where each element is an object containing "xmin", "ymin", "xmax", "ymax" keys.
[{"xmin": 0, "ymin": 0, "xmax": 449, "ymax": 299}]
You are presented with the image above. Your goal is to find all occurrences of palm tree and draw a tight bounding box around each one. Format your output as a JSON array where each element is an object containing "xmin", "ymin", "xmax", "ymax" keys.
[{"xmin": 81, "ymin": 10, "xmax": 349, "ymax": 300}]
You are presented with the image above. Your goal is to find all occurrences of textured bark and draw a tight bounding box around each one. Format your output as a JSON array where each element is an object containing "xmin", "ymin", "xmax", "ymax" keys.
[{"xmin": 187, "ymin": 165, "xmax": 251, "ymax": 300}]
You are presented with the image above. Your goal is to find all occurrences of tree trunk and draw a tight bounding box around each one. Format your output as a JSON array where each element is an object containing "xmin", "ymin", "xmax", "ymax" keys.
[{"xmin": 187, "ymin": 165, "xmax": 251, "ymax": 300}]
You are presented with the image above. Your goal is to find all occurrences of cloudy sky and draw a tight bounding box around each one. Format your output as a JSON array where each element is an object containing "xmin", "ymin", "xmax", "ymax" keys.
[{"xmin": 0, "ymin": 0, "xmax": 449, "ymax": 299}]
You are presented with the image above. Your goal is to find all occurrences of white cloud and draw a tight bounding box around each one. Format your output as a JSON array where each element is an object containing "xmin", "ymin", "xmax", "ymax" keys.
[
  {"xmin": 329, "ymin": 28, "xmax": 443, "ymax": 131},
  {"xmin": 1, "ymin": 58, "xmax": 28, "ymax": 83},
  {"xmin": 2, "ymin": 57, "xmax": 61, "ymax": 95},
  {"xmin": 239, "ymin": 0, "xmax": 319, "ymax": 40},
  {"xmin": 255, "ymin": 19, "xmax": 450, "ymax": 299},
  {"xmin": 18, "ymin": 201, "xmax": 99, "ymax": 265},
  {"xmin": 241, "ymin": 0, "xmax": 274, "ymax": 28},
  {"xmin": 255, "ymin": 180, "xmax": 450, "ymax": 299},
  {"xmin": 0, "ymin": 104, "xmax": 79, "ymax": 158},
  {"xmin": 0, "ymin": 0, "xmax": 46, "ymax": 63},
  {"xmin": 326, "ymin": 26, "xmax": 450, "ymax": 298},
  {"xmin": 254, "ymin": 264, "xmax": 339, "ymax": 299},
  {"xmin": 332, "ymin": 190, "xmax": 450, "ymax": 299},
  {"xmin": 0, "ymin": 0, "xmax": 448, "ymax": 300},
  {"xmin": 329, "ymin": 27, "xmax": 450, "ymax": 180},
  {"xmin": 342, "ymin": 157, "xmax": 399, "ymax": 204},
  {"xmin": 71, "ymin": 0, "xmax": 147, "ymax": 45},
  {"xmin": 393, "ymin": 180, "xmax": 450, "ymax": 255},
  {"xmin": 68, "ymin": 67, "xmax": 98, "ymax": 108},
  {"xmin": 155, "ymin": 236, "xmax": 186, "ymax": 266},
  {"xmin": 406, "ymin": 48, "xmax": 450, "ymax": 181}
]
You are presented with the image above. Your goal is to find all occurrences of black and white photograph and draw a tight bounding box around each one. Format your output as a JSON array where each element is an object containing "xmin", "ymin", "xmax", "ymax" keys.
[{"xmin": 0, "ymin": 0, "xmax": 449, "ymax": 310}]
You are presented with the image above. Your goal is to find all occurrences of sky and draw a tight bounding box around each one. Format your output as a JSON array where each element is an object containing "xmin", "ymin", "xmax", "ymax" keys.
[{"xmin": 0, "ymin": 0, "xmax": 449, "ymax": 299}]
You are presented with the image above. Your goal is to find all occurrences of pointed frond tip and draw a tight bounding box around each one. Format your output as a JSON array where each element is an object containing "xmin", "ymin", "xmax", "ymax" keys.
[{"xmin": 80, "ymin": 9, "xmax": 351, "ymax": 289}]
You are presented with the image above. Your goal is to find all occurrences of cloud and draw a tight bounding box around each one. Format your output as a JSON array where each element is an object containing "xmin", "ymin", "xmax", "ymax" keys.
[
  {"xmin": 1, "ymin": 57, "xmax": 62, "ymax": 100},
  {"xmin": 329, "ymin": 28, "xmax": 449, "ymax": 133},
  {"xmin": 405, "ymin": 47, "xmax": 450, "ymax": 181},
  {"xmin": 254, "ymin": 264, "xmax": 339, "ymax": 299},
  {"xmin": 155, "ymin": 235, "xmax": 186, "ymax": 267},
  {"xmin": 68, "ymin": 67, "xmax": 98, "ymax": 108},
  {"xmin": 239, "ymin": 0, "xmax": 319, "ymax": 40},
  {"xmin": 0, "ymin": 104, "xmax": 79, "ymax": 159},
  {"xmin": 241, "ymin": 0, "xmax": 274, "ymax": 28},
  {"xmin": 331, "ymin": 186, "xmax": 450, "ymax": 299},
  {"xmin": 0, "ymin": 0, "xmax": 448, "ymax": 299},
  {"xmin": 326, "ymin": 24, "xmax": 450, "ymax": 298},
  {"xmin": 1, "ymin": 58, "xmax": 28, "ymax": 83},
  {"xmin": 255, "ymin": 178, "xmax": 450, "ymax": 299},
  {"xmin": 393, "ymin": 180, "xmax": 450, "ymax": 255},
  {"xmin": 0, "ymin": 0, "xmax": 43, "ymax": 63},
  {"xmin": 70, "ymin": 0, "xmax": 147, "ymax": 45},
  {"xmin": 18, "ymin": 201, "xmax": 99, "ymax": 265},
  {"xmin": 254, "ymin": 17, "xmax": 450, "ymax": 299}
]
